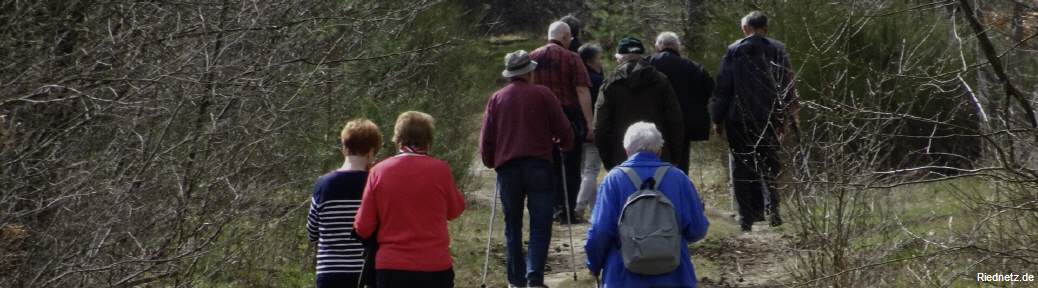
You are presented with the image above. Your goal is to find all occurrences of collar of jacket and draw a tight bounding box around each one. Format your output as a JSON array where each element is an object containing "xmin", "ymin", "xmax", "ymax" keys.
[
  {"xmin": 741, "ymin": 34, "xmax": 768, "ymax": 43},
  {"xmin": 549, "ymin": 39, "xmax": 565, "ymax": 47},
  {"xmin": 509, "ymin": 77, "xmax": 530, "ymax": 84},
  {"xmin": 659, "ymin": 48, "xmax": 681, "ymax": 56},
  {"xmin": 619, "ymin": 152, "xmax": 664, "ymax": 167},
  {"xmin": 398, "ymin": 145, "xmax": 428, "ymax": 155}
]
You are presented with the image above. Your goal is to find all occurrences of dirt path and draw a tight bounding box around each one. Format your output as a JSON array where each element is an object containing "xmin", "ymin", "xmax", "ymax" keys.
[
  {"xmin": 537, "ymin": 208, "xmax": 793, "ymax": 288},
  {"xmin": 468, "ymin": 152, "xmax": 795, "ymax": 287},
  {"xmin": 695, "ymin": 208, "xmax": 794, "ymax": 288}
]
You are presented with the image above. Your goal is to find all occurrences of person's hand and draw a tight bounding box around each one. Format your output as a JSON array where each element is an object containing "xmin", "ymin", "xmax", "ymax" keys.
[
  {"xmin": 585, "ymin": 125, "xmax": 595, "ymax": 142},
  {"xmin": 713, "ymin": 123, "xmax": 725, "ymax": 138}
]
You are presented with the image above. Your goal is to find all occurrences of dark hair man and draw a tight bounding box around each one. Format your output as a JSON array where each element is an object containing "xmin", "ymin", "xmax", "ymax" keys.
[
  {"xmin": 559, "ymin": 14, "xmax": 584, "ymax": 52},
  {"xmin": 575, "ymin": 43, "xmax": 605, "ymax": 221},
  {"xmin": 710, "ymin": 10, "xmax": 799, "ymax": 232}
]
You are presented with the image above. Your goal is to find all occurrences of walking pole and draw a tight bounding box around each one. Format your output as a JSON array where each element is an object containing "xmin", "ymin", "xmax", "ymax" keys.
[
  {"xmin": 558, "ymin": 146, "xmax": 579, "ymax": 282},
  {"xmin": 695, "ymin": 142, "xmax": 705, "ymax": 188},
  {"xmin": 479, "ymin": 181, "xmax": 500, "ymax": 288}
]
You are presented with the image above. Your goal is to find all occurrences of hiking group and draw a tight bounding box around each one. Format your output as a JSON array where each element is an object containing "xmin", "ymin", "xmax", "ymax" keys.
[{"xmin": 305, "ymin": 10, "xmax": 798, "ymax": 288}]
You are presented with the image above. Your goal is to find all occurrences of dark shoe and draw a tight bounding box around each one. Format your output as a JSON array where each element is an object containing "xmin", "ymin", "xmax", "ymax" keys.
[
  {"xmin": 740, "ymin": 221, "xmax": 753, "ymax": 232},
  {"xmin": 770, "ymin": 213, "xmax": 783, "ymax": 227},
  {"xmin": 556, "ymin": 212, "xmax": 584, "ymax": 225},
  {"xmin": 570, "ymin": 214, "xmax": 585, "ymax": 224}
]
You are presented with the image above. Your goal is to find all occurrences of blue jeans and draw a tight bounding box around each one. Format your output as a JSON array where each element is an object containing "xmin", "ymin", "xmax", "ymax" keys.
[{"xmin": 496, "ymin": 158, "xmax": 556, "ymax": 287}]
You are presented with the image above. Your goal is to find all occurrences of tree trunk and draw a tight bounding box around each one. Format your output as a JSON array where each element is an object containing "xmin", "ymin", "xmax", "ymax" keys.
[{"xmin": 958, "ymin": 0, "xmax": 1038, "ymax": 128}]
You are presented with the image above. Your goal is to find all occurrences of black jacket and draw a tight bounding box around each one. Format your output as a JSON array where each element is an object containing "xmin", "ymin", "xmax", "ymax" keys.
[
  {"xmin": 710, "ymin": 35, "xmax": 797, "ymax": 131},
  {"xmin": 594, "ymin": 58, "xmax": 685, "ymax": 170},
  {"xmin": 650, "ymin": 49, "xmax": 715, "ymax": 141}
]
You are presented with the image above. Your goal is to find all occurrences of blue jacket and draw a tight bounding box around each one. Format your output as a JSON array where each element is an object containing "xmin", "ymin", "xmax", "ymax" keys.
[{"xmin": 585, "ymin": 152, "xmax": 709, "ymax": 287}]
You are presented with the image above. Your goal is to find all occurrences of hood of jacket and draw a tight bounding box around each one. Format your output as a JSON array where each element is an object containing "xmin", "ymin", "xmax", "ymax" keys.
[{"xmin": 612, "ymin": 57, "xmax": 662, "ymax": 88}]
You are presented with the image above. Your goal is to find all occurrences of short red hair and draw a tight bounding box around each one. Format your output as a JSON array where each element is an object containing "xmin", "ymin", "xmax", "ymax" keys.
[{"xmin": 340, "ymin": 118, "xmax": 382, "ymax": 156}]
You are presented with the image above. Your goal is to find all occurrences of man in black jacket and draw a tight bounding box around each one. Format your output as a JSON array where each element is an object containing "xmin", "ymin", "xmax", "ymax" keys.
[
  {"xmin": 649, "ymin": 31, "xmax": 715, "ymax": 176},
  {"xmin": 711, "ymin": 11, "xmax": 798, "ymax": 232},
  {"xmin": 594, "ymin": 37, "xmax": 685, "ymax": 171}
]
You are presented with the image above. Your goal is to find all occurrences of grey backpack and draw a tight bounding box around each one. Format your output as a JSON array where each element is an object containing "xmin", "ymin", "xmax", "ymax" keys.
[{"xmin": 617, "ymin": 166, "xmax": 682, "ymax": 275}]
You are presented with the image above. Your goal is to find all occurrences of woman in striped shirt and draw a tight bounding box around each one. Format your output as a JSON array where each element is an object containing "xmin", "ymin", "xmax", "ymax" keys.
[{"xmin": 307, "ymin": 118, "xmax": 382, "ymax": 288}]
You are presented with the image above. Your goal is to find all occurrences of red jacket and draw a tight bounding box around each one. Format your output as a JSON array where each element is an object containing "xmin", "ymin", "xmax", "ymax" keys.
[
  {"xmin": 353, "ymin": 153, "xmax": 466, "ymax": 271},
  {"xmin": 480, "ymin": 78, "xmax": 574, "ymax": 168}
]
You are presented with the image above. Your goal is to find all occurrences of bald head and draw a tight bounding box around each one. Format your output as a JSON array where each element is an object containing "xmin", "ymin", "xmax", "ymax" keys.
[{"xmin": 548, "ymin": 21, "xmax": 572, "ymax": 43}]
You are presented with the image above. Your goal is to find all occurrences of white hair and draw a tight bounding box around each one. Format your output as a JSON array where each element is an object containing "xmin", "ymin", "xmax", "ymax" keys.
[
  {"xmin": 655, "ymin": 31, "xmax": 681, "ymax": 50},
  {"xmin": 623, "ymin": 122, "xmax": 665, "ymax": 154},
  {"xmin": 548, "ymin": 21, "xmax": 571, "ymax": 41}
]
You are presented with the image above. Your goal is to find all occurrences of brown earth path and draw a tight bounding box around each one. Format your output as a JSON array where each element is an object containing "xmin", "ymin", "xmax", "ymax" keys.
[{"xmin": 465, "ymin": 140, "xmax": 796, "ymax": 287}]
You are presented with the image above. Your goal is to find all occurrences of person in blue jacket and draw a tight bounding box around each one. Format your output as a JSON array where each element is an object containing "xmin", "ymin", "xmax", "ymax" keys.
[{"xmin": 585, "ymin": 121, "xmax": 710, "ymax": 287}]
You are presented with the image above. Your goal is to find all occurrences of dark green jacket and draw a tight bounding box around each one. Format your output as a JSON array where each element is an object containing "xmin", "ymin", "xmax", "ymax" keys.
[{"xmin": 594, "ymin": 58, "xmax": 685, "ymax": 170}]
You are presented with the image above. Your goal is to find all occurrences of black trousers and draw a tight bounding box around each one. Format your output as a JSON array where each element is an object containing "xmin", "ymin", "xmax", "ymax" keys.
[
  {"xmin": 725, "ymin": 122, "xmax": 781, "ymax": 224},
  {"xmin": 555, "ymin": 106, "xmax": 584, "ymax": 217},
  {"xmin": 316, "ymin": 273, "xmax": 361, "ymax": 288},
  {"xmin": 674, "ymin": 140, "xmax": 692, "ymax": 176},
  {"xmin": 375, "ymin": 268, "xmax": 454, "ymax": 288}
]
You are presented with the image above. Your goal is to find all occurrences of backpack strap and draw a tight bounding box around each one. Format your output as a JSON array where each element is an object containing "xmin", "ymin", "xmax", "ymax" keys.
[
  {"xmin": 619, "ymin": 167, "xmax": 643, "ymax": 189},
  {"xmin": 652, "ymin": 166, "xmax": 669, "ymax": 190},
  {"xmin": 619, "ymin": 166, "xmax": 670, "ymax": 190}
]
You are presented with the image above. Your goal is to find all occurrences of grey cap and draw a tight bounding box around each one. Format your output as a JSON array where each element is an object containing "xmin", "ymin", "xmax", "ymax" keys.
[{"xmin": 501, "ymin": 50, "xmax": 538, "ymax": 78}]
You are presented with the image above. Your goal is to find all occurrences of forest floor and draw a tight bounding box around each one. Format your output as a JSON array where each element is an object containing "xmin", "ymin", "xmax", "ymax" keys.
[{"xmin": 458, "ymin": 137, "xmax": 795, "ymax": 287}]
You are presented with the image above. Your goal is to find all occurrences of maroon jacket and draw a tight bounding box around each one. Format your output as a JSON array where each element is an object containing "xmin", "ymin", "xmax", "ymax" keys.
[{"xmin": 480, "ymin": 78, "xmax": 574, "ymax": 168}]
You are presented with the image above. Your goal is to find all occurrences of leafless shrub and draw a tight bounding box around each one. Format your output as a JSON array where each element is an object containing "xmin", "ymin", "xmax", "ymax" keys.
[{"xmin": 0, "ymin": 1, "xmax": 474, "ymax": 286}]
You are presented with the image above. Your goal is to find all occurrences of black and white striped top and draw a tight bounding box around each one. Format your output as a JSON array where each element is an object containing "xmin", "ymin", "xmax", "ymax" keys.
[{"xmin": 307, "ymin": 170, "xmax": 367, "ymax": 275}]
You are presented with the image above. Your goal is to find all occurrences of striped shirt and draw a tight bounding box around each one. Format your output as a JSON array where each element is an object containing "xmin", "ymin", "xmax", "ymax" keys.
[{"xmin": 307, "ymin": 170, "xmax": 367, "ymax": 275}]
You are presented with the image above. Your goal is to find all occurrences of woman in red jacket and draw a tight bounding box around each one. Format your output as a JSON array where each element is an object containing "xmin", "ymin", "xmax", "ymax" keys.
[{"xmin": 353, "ymin": 111, "xmax": 466, "ymax": 288}]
